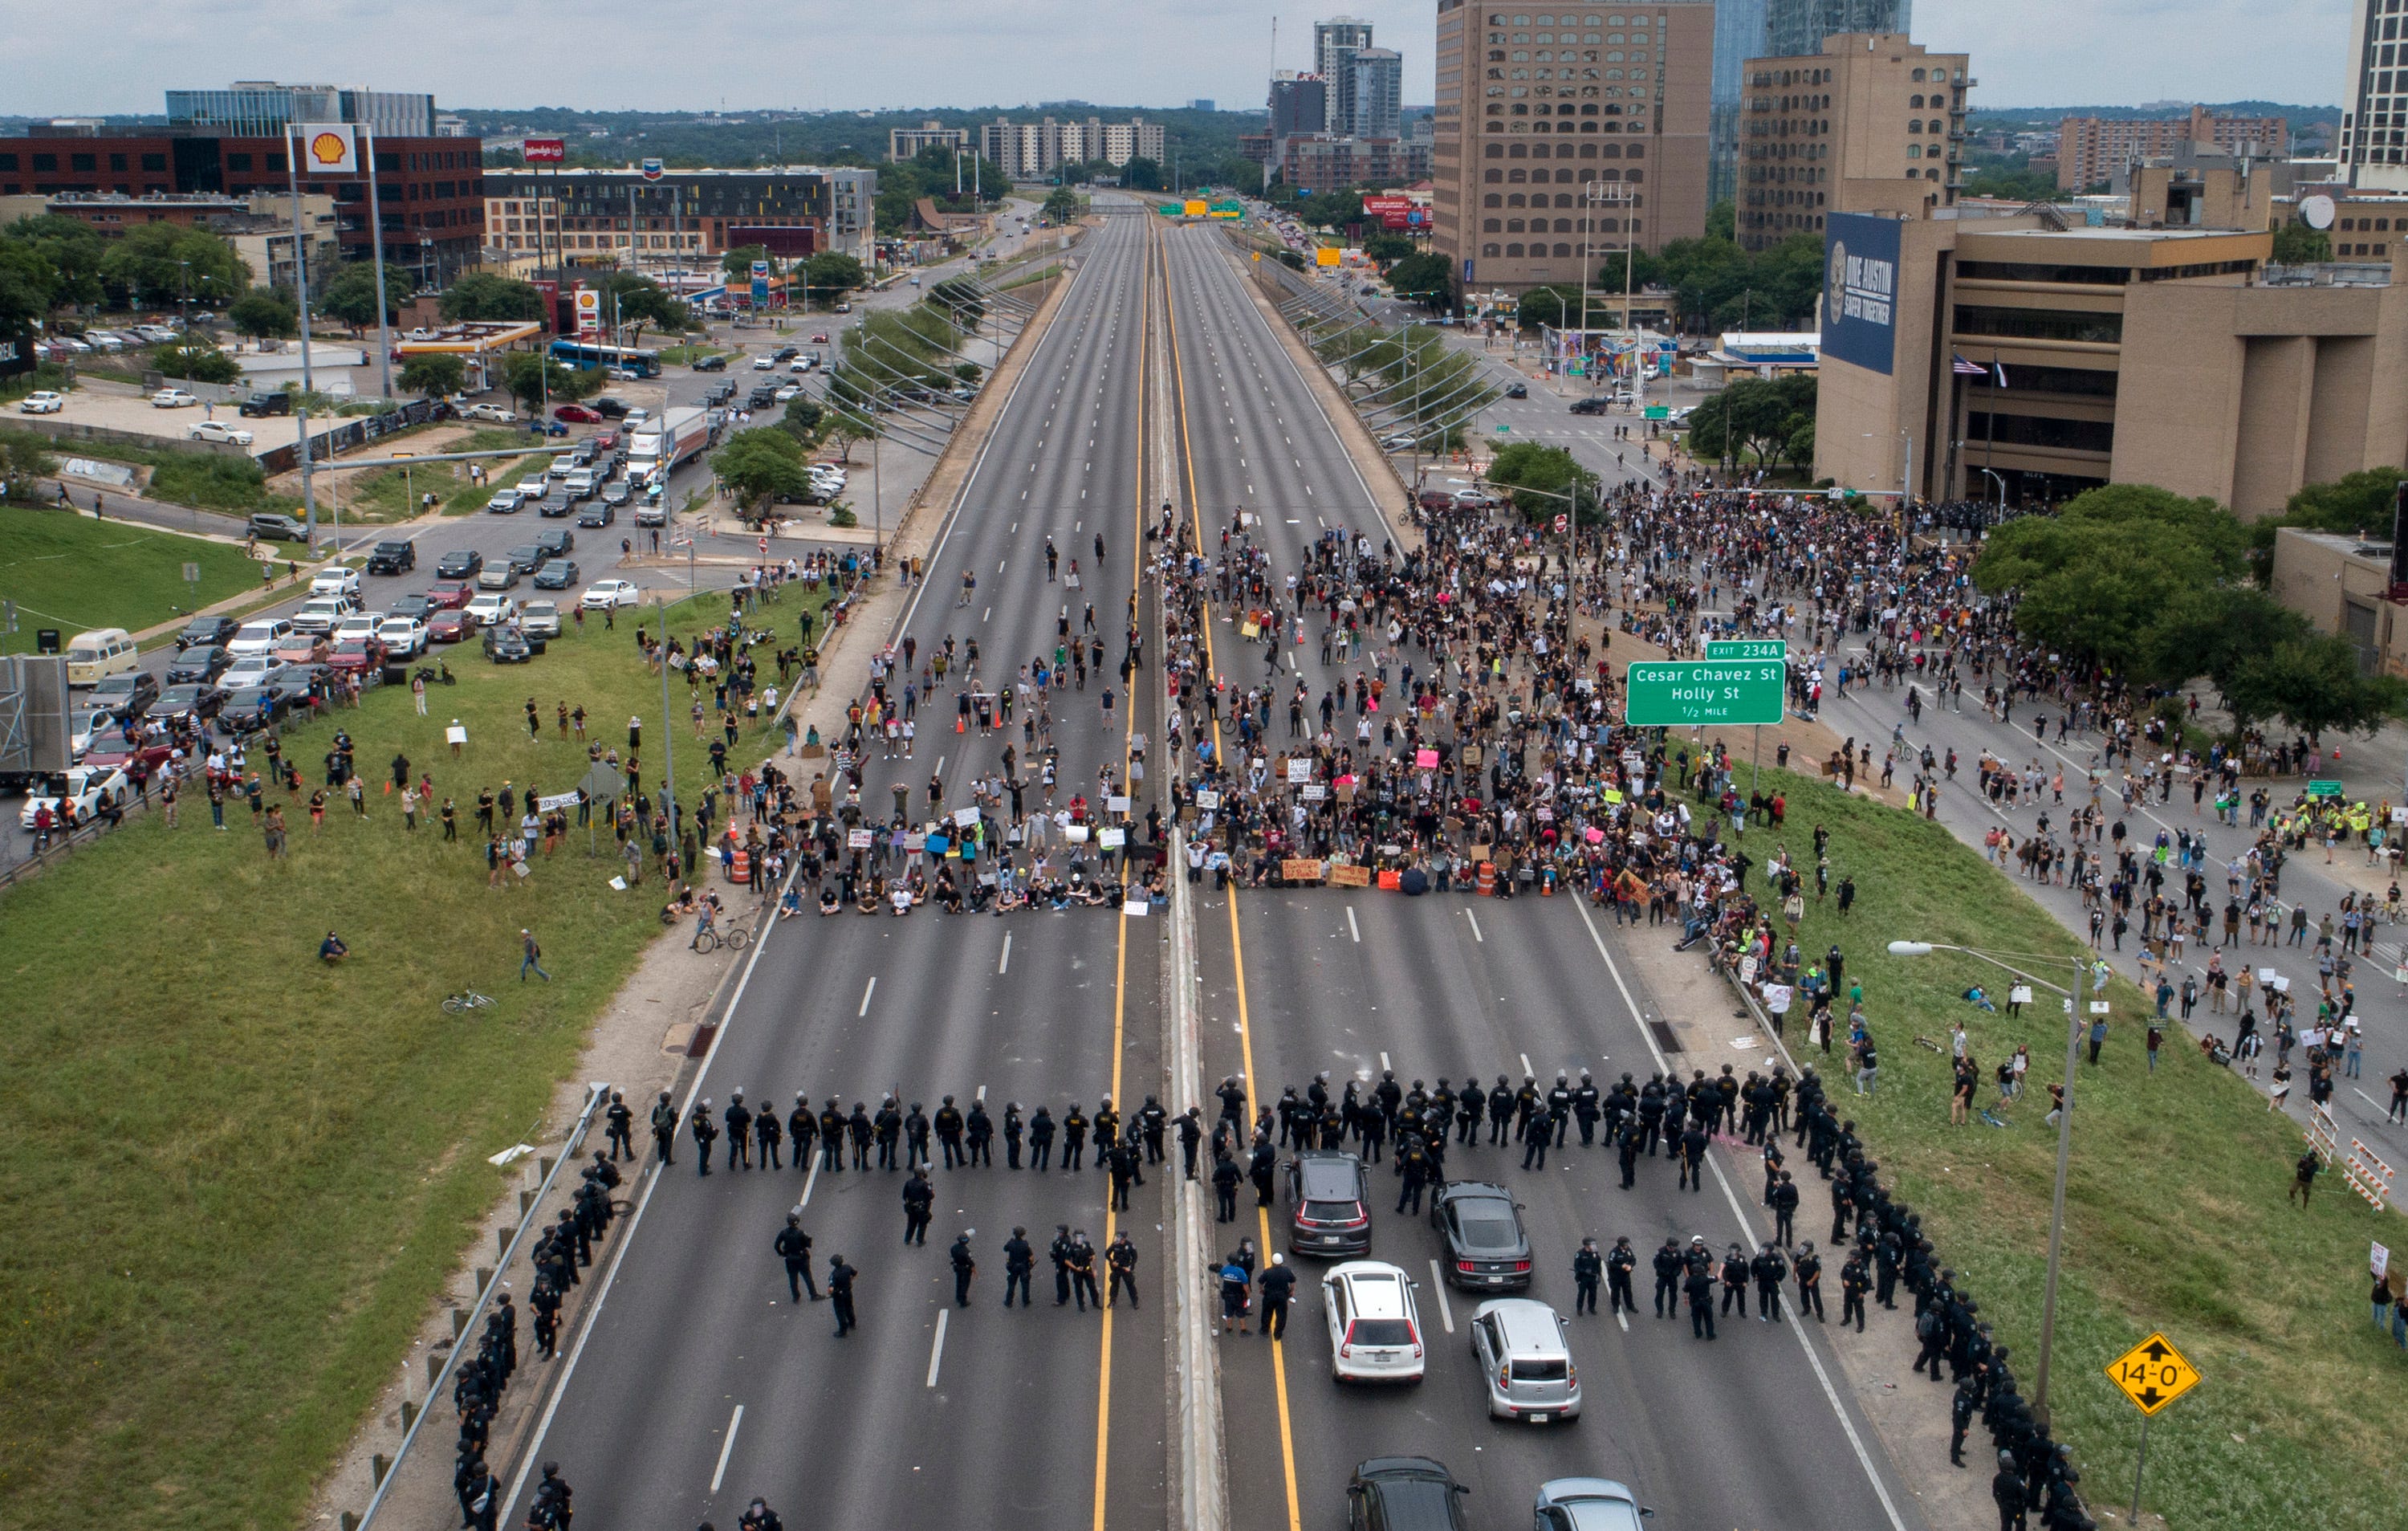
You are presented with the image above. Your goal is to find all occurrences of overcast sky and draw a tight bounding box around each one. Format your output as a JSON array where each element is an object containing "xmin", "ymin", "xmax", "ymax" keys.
[{"xmin": 16, "ymin": 0, "xmax": 2355, "ymax": 117}]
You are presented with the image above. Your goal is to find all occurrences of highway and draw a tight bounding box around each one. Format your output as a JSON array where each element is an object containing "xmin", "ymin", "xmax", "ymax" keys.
[
  {"xmin": 1157, "ymin": 221, "xmax": 1928, "ymax": 1531},
  {"xmin": 494, "ymin": 205, "xmax": 1171, "ymax": 1531}
]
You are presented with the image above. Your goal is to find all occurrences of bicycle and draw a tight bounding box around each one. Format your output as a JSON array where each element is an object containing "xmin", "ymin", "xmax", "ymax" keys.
[
  {"xmin": 689, "ymin": 921, "xmax": 752, "ymax": 955},
  {"xmin": 442, "ymin": 990, "xmax": 497, "ymax": 1013}
]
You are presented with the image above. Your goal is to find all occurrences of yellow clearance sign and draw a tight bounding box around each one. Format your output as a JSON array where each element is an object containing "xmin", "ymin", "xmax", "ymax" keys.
[
  {"xmin": 2105, "ymin": 1333, "xmax": 2200, "ymax": 1416},
  {"xmin": 1183, "ymin": 199, "xmax": 1207, "ymax": 217},
  {"xmin": 1315, "ymin": 246, "xmax": 1341, "ymax": 267}
]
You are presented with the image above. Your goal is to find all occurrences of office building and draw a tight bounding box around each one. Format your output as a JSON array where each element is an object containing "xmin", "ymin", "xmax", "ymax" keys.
[
  {"xmin": 1275, "ymin": 136, "xmax": 1420, "ymax": 192},
  {"xmin": 1191, "ymin": 99, "xmax": 1218, "ymax": 112},
  {"xmin": 1317, "ymin": 17, "xmax": 1380, "ymax": 131},
  {"xmin": 166, "ymin": 81, "xmax": 437, "ymax": 139},
  {"xmin": 1432, "ymin": 0, "xmax": 1714, "ymax": 295},
  {"xmin": 1763, "ymin": 0, "xmax": 1910, "ymax": 57},
  {"xmin": 1340, "ymin": 47, "xmax": 1406, "ymax": 139},
  {"xmin": 978, "ymin": 116, "xmax": 1164, "ymax": 177},
  {"xmin": 2342, "ymin": 0, "xmax": 2408, "ymax": 189},
  {"xmin": 889, "ymin": 121, "xmax": 970, "ymax": 162},
  {"xmin": 0, "ymin": 124, "xmax": 480, "ymax": 281},
  {"xmin": 1710, "ymin": 0, "xmax": 1770, "ymax": 203},
  {"xmin": 1736, "ymin": 33, "xmax": 1968, "ymax": 250},
  {"xmin": 1813, "ymin": 209, "xmax": 2408, "ymax": 514},
  {"xmin": 2056, "ymin": 106, "xmax": 2288, "ymax": 191},
  {"xmin": 1271, "ymin": 73, "xmax": 1330, "ymax": 139},
  {"xmin": 482, "ymin": 165, "xmax": 875, "ymax": 267}
]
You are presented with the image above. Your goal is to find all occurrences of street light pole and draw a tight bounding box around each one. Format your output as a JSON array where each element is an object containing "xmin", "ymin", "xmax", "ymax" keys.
[{"xmin": 1889, "ymin": 940, "xmax": 2089, "ymax": 1423}]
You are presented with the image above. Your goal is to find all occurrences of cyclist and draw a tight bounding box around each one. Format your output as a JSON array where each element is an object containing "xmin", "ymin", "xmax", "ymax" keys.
[{"xmin": 690, "ymin": 892, "xmax": 722, "ymax": 951}]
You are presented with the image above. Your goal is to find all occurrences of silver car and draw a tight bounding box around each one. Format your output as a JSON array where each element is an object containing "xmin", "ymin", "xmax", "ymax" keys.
[
  {"xmin": 1533, "ymin": 1477, "xmax": 1653, "ymax": 1530},
  {"xmin": 1470, "ymin": 1298, "xmax": 1579, "ymax": 1422}
]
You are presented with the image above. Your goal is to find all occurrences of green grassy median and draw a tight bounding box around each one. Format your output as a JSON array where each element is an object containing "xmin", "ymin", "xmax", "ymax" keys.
[
  {"xmin": 0, "ymin": 507, "xmax": 261, "ymax": 653},
  {"xmin": 1743, "ymin": 766, "xmax": 2405, "ymax": 1531},
  {"xmin": 0, "ymin": 591, "xmax": 822, "ymax": 1531}
]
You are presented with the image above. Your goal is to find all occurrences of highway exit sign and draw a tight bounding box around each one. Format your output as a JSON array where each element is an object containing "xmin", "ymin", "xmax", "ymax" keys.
[
  {"xmin": 2308, "ymin": 780, "xmax": 2344, "ymax": 798},
  {"xmin": 1706, "ymin": 639, "xmax": 1787, "ymax": 662},
  {"xmin": 1624, "ymin": 660, "xmax": 1784, "ymax": 727}
]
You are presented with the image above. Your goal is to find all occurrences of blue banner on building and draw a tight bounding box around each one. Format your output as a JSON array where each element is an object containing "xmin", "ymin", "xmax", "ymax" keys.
[{"xmin": 1821, "ymin": 213, "xmax": 1900, "ymax": 377}]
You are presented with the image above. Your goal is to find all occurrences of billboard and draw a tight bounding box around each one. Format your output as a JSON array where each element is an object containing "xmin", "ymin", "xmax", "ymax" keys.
[
  {"xmin": 573, "ymin": 287, "xmax": 601, "ymax": 337},
  {"xmin": 1822, "ymin": 213, "xmax": 1901, "ymax": 376},
  {"xmin": 0, "ymin": 326, "xmax": 32, "ymax": 381},
  {"xmin": 1361, "ymin": 196, "xmax": 1414, "ymax": 215},
  {"xmin": 297, "ymin": 124, "xmax": 357, "ymax": 174},
  {"xmin": 523, "ymin": 137, "xmax": 567, "ymax": 164}
]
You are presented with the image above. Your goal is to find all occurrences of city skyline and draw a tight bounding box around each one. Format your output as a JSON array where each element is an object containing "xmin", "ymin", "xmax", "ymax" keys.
[{"xmin": 13, "ymin": 0, "xmax": 2361, "ymax": 119}]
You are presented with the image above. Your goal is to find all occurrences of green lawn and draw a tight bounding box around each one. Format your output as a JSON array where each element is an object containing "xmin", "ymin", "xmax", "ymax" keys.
[
  {"xmin": 340, "ymin": 430, "xmax": 551, "ymax": 523},
  {"xmin": 1737, "ymin": 765, "xmax": 2406, "ymax": 1531},
  {"xmin": 0, "ymin": 588, "xmax": 833, "ymax": 1531},
  {"xmin": 657, "ymin": 342, "xmax": 730, "ymax": 366},
  {"xmin": 0, "ymin": 506, "xmax": 262, "ymax": 652},
  {"xmin": 1, "ymin": 427, "xmax": 299, "ymax": 517}
]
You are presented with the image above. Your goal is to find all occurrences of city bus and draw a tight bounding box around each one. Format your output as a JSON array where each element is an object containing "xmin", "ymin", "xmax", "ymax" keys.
[{"xmin": 547, "ymin": 340, "xmax": 662, "ymax": 379}]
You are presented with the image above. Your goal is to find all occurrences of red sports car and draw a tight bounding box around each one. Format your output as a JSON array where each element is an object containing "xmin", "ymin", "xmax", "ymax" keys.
[{"xmin": 553, "ymin": 404, "xmax": 602, "ymax": 424}]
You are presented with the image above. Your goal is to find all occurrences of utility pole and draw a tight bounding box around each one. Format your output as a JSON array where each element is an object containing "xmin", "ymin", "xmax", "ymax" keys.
[
  {"xmin": 283, "ymin": 125, "xmax": 320, "ymax": 541},
  {"xmin": 364, "ymin": 124, "xmax": 394, "ymax": 400}
]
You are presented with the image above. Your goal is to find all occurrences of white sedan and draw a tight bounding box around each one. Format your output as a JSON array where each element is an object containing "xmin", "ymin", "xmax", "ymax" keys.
[
  {"xmin": 21, "ymin": 764, "xmax": 128, "ymax": 830},
  {"xmin": 187, "ymin": 420, "xmax": 255, "ymax": 446},
  {"xmin": 580, "ymin": 579, "xmax": 644, "ymax": 610},
  {"xmin": 151, "ymin": 389, "xmax": 199, "ymax": 409},
  {"xmin": 462, "ymin": 402, "xmax": 517, "ymax": 423},
  {"xmin": 18, "ymin": 390, "xmax": 64, "ymax": 414}
]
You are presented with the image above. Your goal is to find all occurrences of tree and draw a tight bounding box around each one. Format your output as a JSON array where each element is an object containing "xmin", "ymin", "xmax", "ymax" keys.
[
  {"xmin": 1121, "ymin": 156, "xmax": 1165, "ymax": 191},
  {"xmin": 2280, "ymin": 466, "xmax": 2402, "ymax": 536},
  {"xmin": 713, "ymin": 426, "xmax": 813, "ymax": 513},
  {"xmin": 593, "ymin": 272, "xmax": 689, "ymax": 337},
  {"xmin": 1486, "ymin": 442, "xmax": 1604, "ymax": 523},
  {"xmin": 2222, "ymin": 633, "xmax": 2408, "ymax": 741},
  {"xmin": 0, "ymin": 239, "xmax": 58, "ymax": 338},
  {"xmin": 1686, "ymin": 375, "xmax": 1815, "ymax": 468},
  {"xmin": 3, "ymin": 215, "xmax": 107, "ymax": 310},
  {"xmin": 1361, "ymin": 230, "xmax": 1417, "ymax": 266},
  {"xmin": 1974, "ymin": 483, "xmax": 2247, "ymax": 675},
  {"xmin": 315, "ymin": 262, "xmax": 411, "ymax": 330},
  {"xmin": 96, "ymin": 223, "xmax": 247, "ymax": 310},
  {"xmin": 502, "ymin": 352, "xmax": 600, "ymax": 413},
  {"xmin": 153, "ymin": 338, "xmax": 241, "ymax": 385},
  {"xmin": 229, "ymin": 287, "xmax": 299, "ymax": 340},
  {"xmin": 801, "ymin": 252, "xmax": 865, "ymax": 307},
  {"xmin": 2272, "ymin": 223, "xmax": 2333, "ymax": 264},
  {"xmin": 440, "ymin": 272, "xmax": 545, "ymax": 323},
  {"xmin": 1384, "ymin": 254, "xmax": 1453, "ymax": 312},
  {"xmin": 953, "ymin": 361, "xmax": 982, "ymax": 384},
  {"xmin": 0, "ymin": 427, "xmax": 59, "ymax": 492},
  {"xmin": 399, "ymin": 352, "xmax": 467, "ymax": 398},
  {"xmin": 779, "ymin": 394, "xmax": 824, "ymax": 442},
  {"xmin": 722, "ymin": 244, "xmax": 774, "ymax": 281},
  {"xmin": 1041, "ymin": 187, "xmax": 1082, "ymax": 226},
  {"xmin": 927, "ymin": 277, "xmax": 986, "ymax": 326}
]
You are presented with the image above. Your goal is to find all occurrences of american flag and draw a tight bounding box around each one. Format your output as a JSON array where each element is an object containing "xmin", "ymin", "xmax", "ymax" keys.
[{"xmin": 1952, "ymin": 353, "xmax": 1987, "ymax": 375}]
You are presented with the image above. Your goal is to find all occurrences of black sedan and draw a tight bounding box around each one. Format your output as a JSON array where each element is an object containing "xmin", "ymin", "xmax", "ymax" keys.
[
  {"xmin": 532, "ymin": 559, "xmax": 580, "ymax": 591},
  {"xmin": 691, "ymin": 353, "xmax": 728, "ymax": 371},
  {"xmin": 175, "ymin": 613, "xmax": 239, "ymax": 650},
  {"xmin": 144, "ymin": 683, "xmax": 225, "ymax": 728},
  {"xmin": 1503, "ymin": 382, "xmax": 1529, "ymax": 399},
  {"xmin": 388, "ymin": 592, "xmax": 440, "ymax": 623},
  {"xmin": 217, "ymin": 682, "xmax": 302, "ymax": 734},
  {"xmin": 575, "ymin": 502, "xmax": 615, "ymax": 527},
  {"xmin": 1348, "ymin": 1458, "xmax": 1472, "ymax": 1531},
  {"xmin": 165, "ymin": 644, "xmax": 233, "ymax": 686},
  {"xmin": 437, "ymin": 548, "xmax": 485, "ymax": 579},
  {"xmin": 1429, "ymin": 1181, "xmax": 1532, "ymax": 1290}
]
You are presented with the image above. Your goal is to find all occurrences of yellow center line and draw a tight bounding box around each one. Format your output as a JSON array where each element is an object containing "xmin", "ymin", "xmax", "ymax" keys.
[
  {"xmin": 1160, "ymin": 222, "xmax": 1304, "ymax": 1531},
  {"xmin": 1093, "ymin": 208, "xmax": 1153, "ymax": 1531}
]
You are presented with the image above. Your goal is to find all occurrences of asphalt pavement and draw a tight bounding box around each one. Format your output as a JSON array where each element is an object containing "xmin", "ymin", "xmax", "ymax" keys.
[
  {"xmin": 495, "ymin": 204, "xmax": 1172, "ymax": 1531},
  {"xmin": 1157, "ymin": 222, "xmax": 1927, "ymax": 1531}
]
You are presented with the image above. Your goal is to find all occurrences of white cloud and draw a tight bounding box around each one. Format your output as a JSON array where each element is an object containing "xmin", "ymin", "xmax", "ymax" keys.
[{"xmin": 10, "ymin": 0, "xmax": 2349, "ymax": 116}]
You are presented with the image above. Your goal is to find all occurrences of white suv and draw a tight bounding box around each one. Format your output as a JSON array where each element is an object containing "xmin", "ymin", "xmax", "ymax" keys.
[
  {"xmin": 1323, "ymin": 1261, "xmax": 1426, "ymax": 1383},
  {"xmin": 290, "ymin": 596, "xmax": 356, "ymax": 635}
]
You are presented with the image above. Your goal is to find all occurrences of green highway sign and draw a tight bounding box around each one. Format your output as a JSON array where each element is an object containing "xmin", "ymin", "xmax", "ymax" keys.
[
  {"xmin": 1706, "ymin": 638, "xmax": 1787, "ymax": 662},
  {"xmin": 2307, "ymin": 780, "xmax": 2344, "ymax": 798},
  {"xmin": 1625, "ymin": 660, "xmax": 1785, "ymax": 727},
  {"xmin": 1644, "ymin": 404, "xmax": 1669, "ymax": 420}
]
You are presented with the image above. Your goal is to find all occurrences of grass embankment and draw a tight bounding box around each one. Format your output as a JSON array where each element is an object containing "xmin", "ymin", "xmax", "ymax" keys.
[
  {"xmin": 0, "ymin": 588, "xmax": 832, "ymax": 1531},
  {"xmin": 1, "ymin": 426, "xmax": 298, "ymax": 516},
  {"xmin": 656, "ymin": 342, "xmax": 729, "ymax": 366},
  {"xmin": 338, "ymin": 430, "xmax": 551, "ymax": 523},
  {"xmin": 0, "ymin": 507, "xmax": 260, "ymax": 652},
  {"xmin": 1744, "ymin": 765, "xmax": 2404, "ymax": 1531}
]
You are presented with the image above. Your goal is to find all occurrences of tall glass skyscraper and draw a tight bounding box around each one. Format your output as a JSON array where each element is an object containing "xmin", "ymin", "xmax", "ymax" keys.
[
  {"xmin": 1710, "ymin": 0, "xmax": 1910, "ymax": 206},
  {"xmin": 165, "ymin": 82, "xmax": 436, "ymax": 140}
]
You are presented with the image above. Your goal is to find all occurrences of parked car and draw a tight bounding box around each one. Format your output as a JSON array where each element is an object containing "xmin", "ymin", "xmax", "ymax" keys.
[
  {"xmin": 236, "ymin": 390, "xmax": 294, "ymax": 417},
  {"xmin": 145, "ymin": 683, "xmax": 224, "ymax": 727},
  {"xmin": 1287, "ymin": 1150, "xmax": 1372, "ymax": 1256},
  {"xmin": 552, "ymin": 404, "xmax": 602, "ymax": 424},
  {"xmin": 590, "ymin": 397, "xmax": 630, "ymax": 419},
  {"xmin": 1470, "ymin": 1299, "xmax": 1580, "ymax": 1422},
  {"xmin": 691, "ymin": 352, "xmax": 728, "ymax": 371},
  {"xmin": 364, "ymin": 540, "xmax": 417, "ymax": 575},
  {"xmin": 246, "ymin": 512, "xmax": 309, "ymax": 543},
  {"xmin": 17, "ymin": 390, "xmax": 65, "ymax": 414},
  {"xmin": 150, "ymin": 388, "xmax": 199, "ymax": 409},
  {"xmin": 291, "ymin": 595, "xmax": 355, "ymax": 634},
  {"xmin": 1323, "ymin": 1261, "xmax": 1426, "ymax": 1382},
  {"xmin": 465, "ymin": 592, "xmax": 519, "ymax": 627},
  {"xmin": 425, "ymin": 580, "xmax": 474, "ymax": 610},
  {"xmin": 164, "ymin": 644, "xmax": 233, "ymax": 686},
  {"xmin": 482, "ymin": 625, "xmax": 535, "ymax": 664},
  {"xmin": 326, "ymin": 637, "xmax": 388, "ymax": 674},
  {"xmin": 388, "ymin": 593, "xmax": 439, "ymax": 623},
  {"xmin": 1345, "ymin": 1460, "xmax": 1470, "ymax": 1531},
  {"xmin": 1430, "ymin": 1181, "xmax": 1532, "ymax": 1291},
  {"xmin": 426, "ymin": 609, "xmax": 477, "ymax": 644},
  {"xmin": 532, "ymin": 558, "xmax": 580, "ymax": 590},
  {"xmin": 518, "ymin": 599, "xmax": 562, "ymax": 638},
  {"xmin": 88, "ymin": 669, "xmax": 159, "ymax": 715},
  {"xmin": 461, "ymin": 402, "xmax": 516, "ymax": 422},
  {"xmin": 175, "ymin": 613, "xmax": 240, "ymax": 650},
  {"xmin": 185, "ymin": 420, "xmax": 254, "ymax": 446},
  {"xmin": 217, "ymin": 682, "xmax": 302, "ymax": 735},
  {"xmin": 1380, "ymin": 433, "xmax": 1420, "ymax": 451},
  {"xmin": 1531, "ymin": 1479, "xmax": 1652, "ymax": 1531},
  {"xmin": 332, "ymin": 613, "xmax": 385, "ymax": 645},
  {"xmin": 477, "ymin": 563, "xmax": 521, "ymax": 592},
  {"xmin": 272, "ymin": 632, "xmax": 333, "ymax": 666},
  {"xmin": 580, "ymin": 579, "xmax": 643, "ymax": 610}
]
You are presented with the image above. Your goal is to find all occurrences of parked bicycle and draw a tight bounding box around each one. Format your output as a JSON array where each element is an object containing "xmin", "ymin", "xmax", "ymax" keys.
[{"xmin": 442, "ymin": 990, "xmax": 497, "ymax": 1013}]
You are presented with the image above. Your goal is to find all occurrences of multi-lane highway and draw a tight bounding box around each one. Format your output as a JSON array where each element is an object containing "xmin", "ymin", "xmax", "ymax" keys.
[
  {"xmin": 1158, "ymin": 219, "xmax": 1926, "ymax": 1531},
  {"xmin": 497, "ymin": 204, "xmax": 1171, "ymax": 1531}
]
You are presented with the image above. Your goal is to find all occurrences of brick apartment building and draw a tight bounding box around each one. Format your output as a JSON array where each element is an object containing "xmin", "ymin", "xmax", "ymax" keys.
[{"xmin": 2055, "ymin": 106, "xmax": 2288, "ymax": 191}]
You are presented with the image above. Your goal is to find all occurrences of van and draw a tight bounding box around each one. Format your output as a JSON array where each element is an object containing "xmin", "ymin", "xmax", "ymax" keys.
[{"xmin": 65, "ymin": 628, "xmax": 140, "ymax": 687}]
